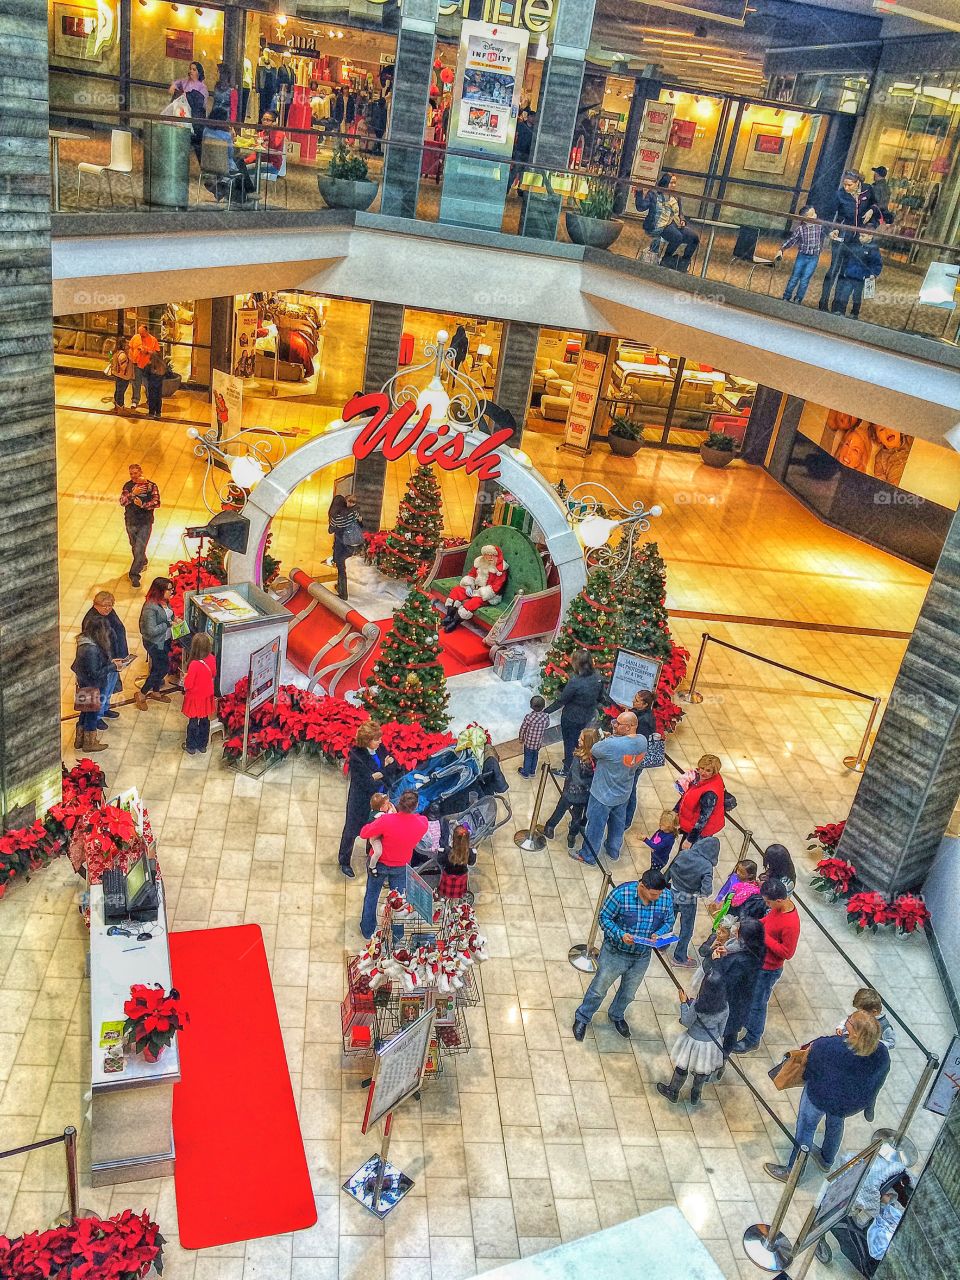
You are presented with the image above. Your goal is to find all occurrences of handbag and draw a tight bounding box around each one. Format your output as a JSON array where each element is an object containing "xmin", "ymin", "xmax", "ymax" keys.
[
  {"xmin": 161, "ymin": 93, "xmax": 191, "ymax": 119},
  {"xmin": 74, "ymin": 686, "xmax": 101, "ymax": 712},
  {"xmin": 644, "ymin": 734, "xmax": 665, "ymax": 769},
  {"xmin": 768, "ymin": 1046, "xmax": 809, "ymax": 1091},
  {"xmin": 342, "ymin": 521, "xmax": 364, "ymax": 550}
]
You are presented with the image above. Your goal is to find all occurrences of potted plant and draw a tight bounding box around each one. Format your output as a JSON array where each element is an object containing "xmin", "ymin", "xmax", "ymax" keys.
[
  {"xmin": 565, "ymin": 180, "xmax": 623, "ymax": 250},
  {"xmin": 607, "ymin": 415, "xmax": 645, "ymax": 457},
  {"xmin": 699, "ymin": 430, "xmax": 736, "ymax": 468},
  {"xmin": 124, "ymin": 983, "xmax": 186, "ymax": 1063},
  {"xmin": 318, "ymin": 144, "xmax": 379, "ymax": 212}
]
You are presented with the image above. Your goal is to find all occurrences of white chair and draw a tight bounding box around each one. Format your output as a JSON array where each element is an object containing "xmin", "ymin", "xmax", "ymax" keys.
[
  {"xmin": 77, "ymin": 129, "xmax": 135, "ymax": 207},
  {"xmin": 262, "ymin": 142, "xmax": 292, "ymax": 208}
]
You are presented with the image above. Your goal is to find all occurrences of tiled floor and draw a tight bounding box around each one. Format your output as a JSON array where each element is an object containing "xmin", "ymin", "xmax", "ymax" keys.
[{"xmin": 1, "ymin": 383, "xmax": 954, "ymax": 1279}]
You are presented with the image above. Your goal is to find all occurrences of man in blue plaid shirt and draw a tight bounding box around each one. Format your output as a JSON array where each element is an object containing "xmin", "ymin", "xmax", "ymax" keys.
[{"xmin": 573, "ymin": 868, "xmax": 674, "ymax": 1040}]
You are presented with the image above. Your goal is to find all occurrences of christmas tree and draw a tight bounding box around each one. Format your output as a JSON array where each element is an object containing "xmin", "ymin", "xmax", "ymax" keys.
[
  {"xmin": 362, "ymin": 584, "xmax": 450, "ymax": 731},
  {"xmin": 539, "ymin": 568, "xmax": 623, "ymax": 699},
  {"xmin": 377, "ymin": 465, "xmax": 445, "ymax": 581},
  {"xmin": 621, "ymin": 541, "xmax": 673, "ymax": 662}
]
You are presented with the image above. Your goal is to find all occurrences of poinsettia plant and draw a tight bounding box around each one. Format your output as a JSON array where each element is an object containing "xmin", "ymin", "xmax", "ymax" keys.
[
  {"xmin": 810, "ymin": 857, "xmax": 857, "ymax": 901},
  {"xmin": 808, "ymin": 821, "xmax": 846, "ymax": 855},
  {"xmin": 124, "ymin": 983, "xmax": 186, "ymax": 1062},
  {"xmin": 0, "ymin": 1208, "xmax": 164, "ymax": 1279},
  {"xmin": 68, "ymin": 804, "xmax": 145, "ymax": 884},
  {"xmin": 846, "ymin": 891, "xmax": 892, "ymax": 934},
  {"xmin": 888, "ymin": 893, "xmax": 930, "ymax": 935}
]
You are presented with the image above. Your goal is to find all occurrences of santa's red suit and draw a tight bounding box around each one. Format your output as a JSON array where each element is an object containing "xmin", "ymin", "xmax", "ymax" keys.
[{"xmin": 444, "ymin": 545, "xmax": 508, "ymax": 628}]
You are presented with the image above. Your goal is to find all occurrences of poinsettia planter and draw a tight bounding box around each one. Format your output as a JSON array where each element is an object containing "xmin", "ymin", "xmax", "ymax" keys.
[{"xmin": 565, "ymin": 212, "xmax": 623, "ymax": 249}]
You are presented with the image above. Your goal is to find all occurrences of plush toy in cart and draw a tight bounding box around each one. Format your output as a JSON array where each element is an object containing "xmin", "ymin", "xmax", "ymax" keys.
[{"xmin": 441, "ymin": 544, "xmax": 508, "ymax": 631}]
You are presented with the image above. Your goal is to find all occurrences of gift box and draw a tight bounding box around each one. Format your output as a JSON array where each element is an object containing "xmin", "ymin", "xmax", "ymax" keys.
[
  {"xmin": 492, "ymin": 495, "xmax": 534, "ymax": 535},
  {"xmin": 492, "ymin": 646, "xmax": 527, "ymax": 682}
]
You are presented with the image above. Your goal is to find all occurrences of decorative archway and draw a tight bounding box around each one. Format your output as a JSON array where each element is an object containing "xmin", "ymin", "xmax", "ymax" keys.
[{"xmin": 228, "ymin": 420, "xmax": 588, "ymax": 616}]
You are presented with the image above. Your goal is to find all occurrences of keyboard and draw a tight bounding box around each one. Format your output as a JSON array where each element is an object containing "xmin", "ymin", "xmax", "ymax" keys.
[{"xmin": 102, "ymin": 868, "xmax": 127, "ymax": 920}]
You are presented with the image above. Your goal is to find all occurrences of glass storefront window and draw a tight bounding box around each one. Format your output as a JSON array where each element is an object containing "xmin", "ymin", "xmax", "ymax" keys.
[
  {"xmin": 659, "ymin": 90, "xmax": 725, "ymax": 177},
  {"xmin": 395, "ymin": 309, "xmax": 504, "ymax": 404},
  {"xmin": 48, "ymin": 0, "xmax": 121, "ymax": 113},
  {"xmin": 857, "ymin": 70, "xmax": 960, "ymax": 250},
  {"xmin": 129, "ymin": 2, "xmax": 224, "ymax": 118}
]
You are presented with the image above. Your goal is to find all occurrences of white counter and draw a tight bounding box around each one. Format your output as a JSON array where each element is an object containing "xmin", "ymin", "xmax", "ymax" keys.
[{"xmin": 89, "ymin": 880, "xmax": 180, "ymax": 1185}]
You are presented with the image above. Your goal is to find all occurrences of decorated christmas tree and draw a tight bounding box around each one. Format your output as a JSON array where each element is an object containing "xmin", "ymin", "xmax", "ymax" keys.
[
  {"xmin": 377, "ymin": 465, "xmax": 445, "ymax": 581},
  {"xmin": 621, "ymin": 541, "xmax": 674, "ymax": 662},
  {"xmin": 539, "ymin": 568, "xmax": 623, "ymax": 700},
  {"xmin": 362, "ymin": 584, "xmax": 450, "ymax": 731}
]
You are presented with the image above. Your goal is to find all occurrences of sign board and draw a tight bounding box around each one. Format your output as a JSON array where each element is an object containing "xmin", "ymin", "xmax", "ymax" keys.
[
  {"xmin": 232, "ymin": 308, "xmax": 259, "ymax": 379},
  {"xmin": 640, "ymin": 100, "xmax": 675, "ymax": 144},
  {"xmin": 609, "ymin": 647, "xmax": 663, "ymax": 710},
  {"xmin": 450, "ymin": 20, "xmax": 529, "ymax": 157},
  {"xmin": 248, "ymin": 636, "xmax": 281, "ymax": 712},
  {"xmin": 924, "ymin": 1034, "xmax": 960, "ymax": 1116},
  {"xmin": 670, "ymin": 118, "xmax": 696, "ymax": 149},
  {"xmin": 405, "ymin": 866, "xmax": 436, "ymax": 925},
  {"xmin": 793, "ymin": 1142, "xmax": 883, "ymax": 1253},
  {"xmin": 362, "ymin": 1007, "xmax": 437, "ymax": 1133},
  {"xmin": 563, "ymin": 349, "xmax": 604, "ymax": 452},
  {"xmin": 211, "ymin": 369, "xmax": 243, "ymax": 441},
  {"xmin": 165, "ymin": 28, "xmax": 194, "ymax": 61},
  {"xmin": 631, "ymin": 141, "xmax": 665, "ymax": 184}
]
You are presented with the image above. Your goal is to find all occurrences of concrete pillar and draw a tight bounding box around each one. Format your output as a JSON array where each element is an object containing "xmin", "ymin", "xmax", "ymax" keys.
[
  {"xmin": 0, "ymin": 0, "xmax": 62, "ymax": 827},
  {"xmin": 839, "ymin": 504, "xmax": 960, "ymax": 893},
  {"xmin": 519, "ymin": 0, "xmax": 598, "ymax": 241},
  {"xmin": 875, "ymin": 1094, "xmax": 960, "ymax": 1280},
  {"xmin": 222, "ymin": 5, "xmax": 245, "ymax": 98},
  {"xmin": 381, "ymin": 0, "xmax": 438, "ymax": 220},
  {"xmin": 353, "ymin": 301, "xmax": 405, "ymax": 528}
]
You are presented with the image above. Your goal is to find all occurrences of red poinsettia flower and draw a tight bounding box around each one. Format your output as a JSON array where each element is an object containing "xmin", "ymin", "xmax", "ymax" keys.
[
  {"xmin": 808, "ymin": 821, "xmax": 846, "ymax": 852},
  {"xmin": 845, "ymin": 891, "xmax": 892, "ymax": 933},
  {"xmin": 889, "ymin": 893, "xmax": 930, "ymax": 934},
  {"xmin": 810, "ymin": 856, "xmax": 857, "ymax": 900}
]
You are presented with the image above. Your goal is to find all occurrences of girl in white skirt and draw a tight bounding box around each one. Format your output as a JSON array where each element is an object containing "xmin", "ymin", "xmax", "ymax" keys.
[{"xmin": 656, "ymin": 971, "xmax": 729, "ymax": 1105}]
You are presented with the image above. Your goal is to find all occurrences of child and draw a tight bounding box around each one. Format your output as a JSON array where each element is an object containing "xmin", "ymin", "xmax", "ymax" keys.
[
  {"xmin": 656, "ymin": 972, "xmax": 729, "ymax": 1105},
  {"xmin": 542, "ymin": 727, "xmax": 598, "ymax": 849},
  {"xmin": 437, "ymin": 823, "xmax": 476, "ymax": 901},
  {"xmin": 777, "ymin": 206, "xmax": 823, "ymax": 304},
  {"xmin": 644, "ymin": 809, "xmax": 679, "ymax": 872},
  {"xmin": 365, "ymin": 792, "xmax": 396, "ymax": 871},
  {"xmin": 712, "ymin": 859, "xmax": 761, "ymax": 917},
  {"xmin": 181, "ymin": 632, "xmax": 217, "ymax": 754},
  {"xmin": 413, "ymin": 801, "xmax": 446, "ymax": 867},
  {"xmin": 831, "ymin": 233, "xmax": 882, "ymax": 318},
  {"xmin": 517, "ymin": 695, "xmax": 549, "ymax": 778}
]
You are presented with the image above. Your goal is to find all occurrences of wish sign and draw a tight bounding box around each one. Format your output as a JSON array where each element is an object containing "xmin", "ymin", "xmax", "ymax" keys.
[{"xmin": 344, "ymin": 392, "xmax": 512, "ymax": 481}]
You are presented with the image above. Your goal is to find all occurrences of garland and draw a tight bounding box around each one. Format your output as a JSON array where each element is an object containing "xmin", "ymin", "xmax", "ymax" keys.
[{"xmin": 807, "ymin": 821, "xmax": 931, "ymax": 936}]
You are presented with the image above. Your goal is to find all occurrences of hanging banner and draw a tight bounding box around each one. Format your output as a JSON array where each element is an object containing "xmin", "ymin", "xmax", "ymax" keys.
[
  {"xmin": 232, "ymin": 308, "xmax": 259, "ymax": 379},
  {"xmin": 563, "ymin": 349, "xmax": 604, "ymax": 452},
  {"xmin": 450, "ymin": 20, "xmax": 529, "ymax": 158},
  {"xmin": 211, "ymin": 369, "xmax": 243, "ymax": 440}
]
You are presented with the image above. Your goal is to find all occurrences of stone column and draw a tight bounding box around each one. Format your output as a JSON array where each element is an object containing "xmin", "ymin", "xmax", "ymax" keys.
[
  {"xmin": 0, "ymin": 0, "xmax": 62, "ymax": 827},
  {"xmin": 839, "ymin": 504, "xmax": 960, "ymax": 893},
  {"xmin": 740, "ymin": 385, "xmax": 784, "ymax": 465},
  {"xmin": 491, "ymin": 321, "xmax": 539, "ymax": 446},
  {"xmin": 380, "ymin": 0, "xmax": 438, "ymax": 220},
  {"xmin": 353, "ymin": 301, "xmax": 405, "ymax": 528},
  {"xmin": 519, "ymin": 0, "xmax": 598, "ymax": 241},
  {"xmin": 875, "ymin": 1094, "xmax": 960, "ymax": 1280}
]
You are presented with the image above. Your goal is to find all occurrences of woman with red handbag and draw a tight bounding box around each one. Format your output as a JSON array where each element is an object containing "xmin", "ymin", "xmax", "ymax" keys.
[{"xmin": 71, "ymin": 616, "xmax": 113, "ymax": 753}]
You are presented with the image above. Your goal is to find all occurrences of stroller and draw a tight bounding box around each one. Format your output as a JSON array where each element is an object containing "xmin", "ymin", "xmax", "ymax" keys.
[{"xmin": 817, "ymin": 1169, "xmax": 912, "ymax": 1274}]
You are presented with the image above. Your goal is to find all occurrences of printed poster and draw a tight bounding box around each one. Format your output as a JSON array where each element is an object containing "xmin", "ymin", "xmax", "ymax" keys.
[
  {"xmin": 211, "ymin": 369, "xmax": 243, "ymax": 441},
  {"xmin": 631, "ymin": 141, "xmax": 665, "ymax": 184},
  {"xmin": 452, "ymin": 21, "xmax": 528, "ymax": 156},
  {"xmin": 232, "ymin": 308, "xmax": 259, "ymax": 379},
  {"xmin": 563, "ymin": 350, "xmax": 604, "ymax": 451},
  {"xmin": 640, "ymin": 101, "xmax": 675, "ymax": 144},
  {"xmin": 609, "ymin": 648, "xmax": 663, "ymax": 710},
  {"xmin": 165, "ymin": 29, "xmax": 194, "ymax": 62},
  {"xmin": 248, "ymin": 636, "xmax": 281, "ymax": 710}
]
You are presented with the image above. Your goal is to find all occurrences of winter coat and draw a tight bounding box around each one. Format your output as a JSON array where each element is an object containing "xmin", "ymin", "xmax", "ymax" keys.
[
  {"xmin": 81, "ymin": 607, "xmax": 129, "ymax": 660},
  {"xmin": 841, "ymin": 242, "xmax": 882, "ymax": 281},
  {"xmin": 562, "ymin": 756, "xmax": 594, "ymax": 805},
  {"xmin": 139, "ymin": 600, "xmax": 172, "ymax": 648},
  {"xmin": 182, "ymin": 654, "xmax": 217, "ymax": 719},
  {"xmin": 667, "ymin": 835, "xmax": 721, "ymax": 897},
  {"xmin": 71, "ymin": 634, "xmax": 111, "ymax": 689},
  {"xmin": 679, "ymin": 999, "xmax": 729, "ymax": 1044},
  {"xmin": 345, "ymin": 746, "xmax": 397, "ymax": 816},
  {"xmin": 544, "ymin": 672, "xmax": 604, "ymax": 727},
  {"xmin": 710, "ymin": 946, "xmax": 762, "ymax": 1044}
]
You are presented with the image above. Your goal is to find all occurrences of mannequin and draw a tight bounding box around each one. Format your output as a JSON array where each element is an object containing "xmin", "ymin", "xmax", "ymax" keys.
[
  {"xmin": 257, "ymin": 49, "xmax": 277, "ymax": 120},
  {"xmin": 241, "ymin": 56, "xmax": 253, "ymax": 122}
]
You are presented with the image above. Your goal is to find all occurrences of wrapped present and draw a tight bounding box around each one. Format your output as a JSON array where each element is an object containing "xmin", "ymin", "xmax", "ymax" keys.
[
  {"xmin": 492, "ymin": 495, "xmax": 533, "ymax": 534},
  {"xmin": 492, "ymin": 646, "xmax": 527, "ymax": 682}
]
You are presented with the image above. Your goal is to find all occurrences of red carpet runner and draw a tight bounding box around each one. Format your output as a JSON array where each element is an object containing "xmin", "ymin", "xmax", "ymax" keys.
[{"xmin": 169, "ymin": 925, "xmax": 316, "ymax": 1248}]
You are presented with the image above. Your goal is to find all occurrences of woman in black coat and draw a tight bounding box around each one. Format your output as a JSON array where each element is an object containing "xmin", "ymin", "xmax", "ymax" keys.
[
  {"xmin": 711, "ymin": 916, "xmax": 765, "ymax": 1061},
  {"xmin": 338, "ymin": 720, "xmax": 397, "ymax": 878},
  {"xmin": 71, "ymin": 615, "xmax": 114, "ymax": 752},
  {"xmin": 544, "ymin": 650, "xmax": 604, "ymax": 775}
]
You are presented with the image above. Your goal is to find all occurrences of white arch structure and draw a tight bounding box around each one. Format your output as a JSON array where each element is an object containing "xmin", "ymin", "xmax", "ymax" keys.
[{"xmin": 229, "ymin": 420, "xmax": 589, "ymax": 616}]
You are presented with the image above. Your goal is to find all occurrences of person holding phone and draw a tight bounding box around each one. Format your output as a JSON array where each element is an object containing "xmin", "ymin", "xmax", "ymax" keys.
[{"xmin": 572, "ymin": 868, "xmax": 674, "ymax": 1041}]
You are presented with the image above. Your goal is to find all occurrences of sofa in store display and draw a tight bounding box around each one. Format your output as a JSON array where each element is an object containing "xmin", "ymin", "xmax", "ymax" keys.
[{"xmin": 424, "ymin": 525, "xmax": 561, "ymax": 647}]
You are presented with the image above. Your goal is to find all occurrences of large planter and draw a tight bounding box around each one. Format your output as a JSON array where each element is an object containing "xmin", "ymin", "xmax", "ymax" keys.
[
  {"xmin": 608, "ymin": 433, "xmax": 644, "ymax": 457},
  {"xmin": 317, "ymin": 175, "xmax": 379, "ymax": 212},
  {"xmin": 565, "ymin": 212, "xmax": 623, "ymax": 250},
  {"xmin": 699, "ymin": 443, "xmax": 735, "ymax": 469}
]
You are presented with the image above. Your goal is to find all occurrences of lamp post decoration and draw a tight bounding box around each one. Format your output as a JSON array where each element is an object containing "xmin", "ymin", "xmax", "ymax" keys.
[
  {"xmin": 186, "ymin": 425, "xmax": 286, "ymax": 515},
  {"xmin": 565, "ymin": 481, "xmax": 662, "ymax": 582}
]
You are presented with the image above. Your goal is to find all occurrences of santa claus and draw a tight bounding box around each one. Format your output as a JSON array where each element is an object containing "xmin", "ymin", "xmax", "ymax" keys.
[{"xmin": 442, "ymin": 544, "xmax": 508, "ymax": 631}]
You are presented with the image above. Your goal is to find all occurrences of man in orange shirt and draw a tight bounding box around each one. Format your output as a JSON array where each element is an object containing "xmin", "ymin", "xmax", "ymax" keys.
[{"xmin": 128, "ymin": 324, "xmax": 160, "ymax": 410}]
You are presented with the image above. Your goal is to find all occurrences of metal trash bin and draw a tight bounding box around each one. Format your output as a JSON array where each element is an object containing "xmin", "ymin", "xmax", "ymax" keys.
[{"xmin": 143, "ymin": 120, "xmax": 192, "ymax": 210}]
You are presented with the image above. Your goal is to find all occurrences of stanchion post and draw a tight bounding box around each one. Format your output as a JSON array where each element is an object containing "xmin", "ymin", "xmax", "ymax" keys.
[
  {"xmin": 63, "ymin": 1127, "xmax": 79, "ymax": 1225},
  {"xmin": 568, "ymin": 867, "xmax": 613, "ymax": 973},
  {"xmin": 681, "ymin": 632, "xmax": 709, "ymax": 704},
  {"xmin": 738, "ymin": 825, "xmax": 753, "ymax": 861},
  {"xmin": 843, "ymin": 695, "xmax": 882, "ymax": 772},
  {"xmin": 514, "ymin": 762, "xmax": 549, "ymax": 852},
  {"xmin": 742, "ymin": 1147, "xmax": 809, "ymax": 1271},
  {"xmin": 872, "ymin": 1055, "xmax": 938, "ymax": 1168}
]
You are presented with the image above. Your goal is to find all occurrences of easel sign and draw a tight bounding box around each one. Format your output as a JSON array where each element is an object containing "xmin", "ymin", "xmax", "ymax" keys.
[
  {"xmin": 924, "ymin": 1033, "xmax": 960, "ymax": 1117},
  {"xmin": 405, "ymin": 866, "xmax": 436, "ymax": 926},
  {"xmin": 343, "ymin": 1007, "xmax": 436, "ymax": 1218},
  {"xmin": 231, "ymin": 636, "xmax": 281, "ymax": 777},
  {"xmin": 609, "ymin": 647, "xmax": 663, "ymax": 710},
  {"xmin": 791, "ymin": 1140, "xmax": 883, "ymax": 1256}
]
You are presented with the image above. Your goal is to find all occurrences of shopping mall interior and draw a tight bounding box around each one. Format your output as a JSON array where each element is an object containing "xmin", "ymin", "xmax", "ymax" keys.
[{"xmin": 3, "ymin": 0, "xmax": 960, "ymax": 1277}]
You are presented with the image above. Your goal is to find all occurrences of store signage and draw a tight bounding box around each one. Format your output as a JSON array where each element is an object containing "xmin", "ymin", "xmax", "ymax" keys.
[
  {"xmin": 165, "ymin": 28, "xmax": 194, "ymax": 62},
  {"xmin": 563, "ymin": 350, "xmax": 603, "ymax": 452},
  {"xmin": 609, "ymin": 648, "xmax": 664, "ymax": 710},
  {"xmin": 640, "ymin": 101, "xmax": 675, "ymax": 144},
  {"xmin": 343, "ymin": 392, "xmax": 512, "ymax": 482},
  {"xmin": 366, "ymin": 0, "xmax": 555, "ymax": 36},
  {"xmin": 286, "ymin": 34, "xmax": 318, "ymax": 52}
]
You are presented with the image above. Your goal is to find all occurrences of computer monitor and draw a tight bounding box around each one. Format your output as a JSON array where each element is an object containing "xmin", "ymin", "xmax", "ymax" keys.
[{"xmin": 125, "ymin": 854, "xmax": 151, "ymax": 910}]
